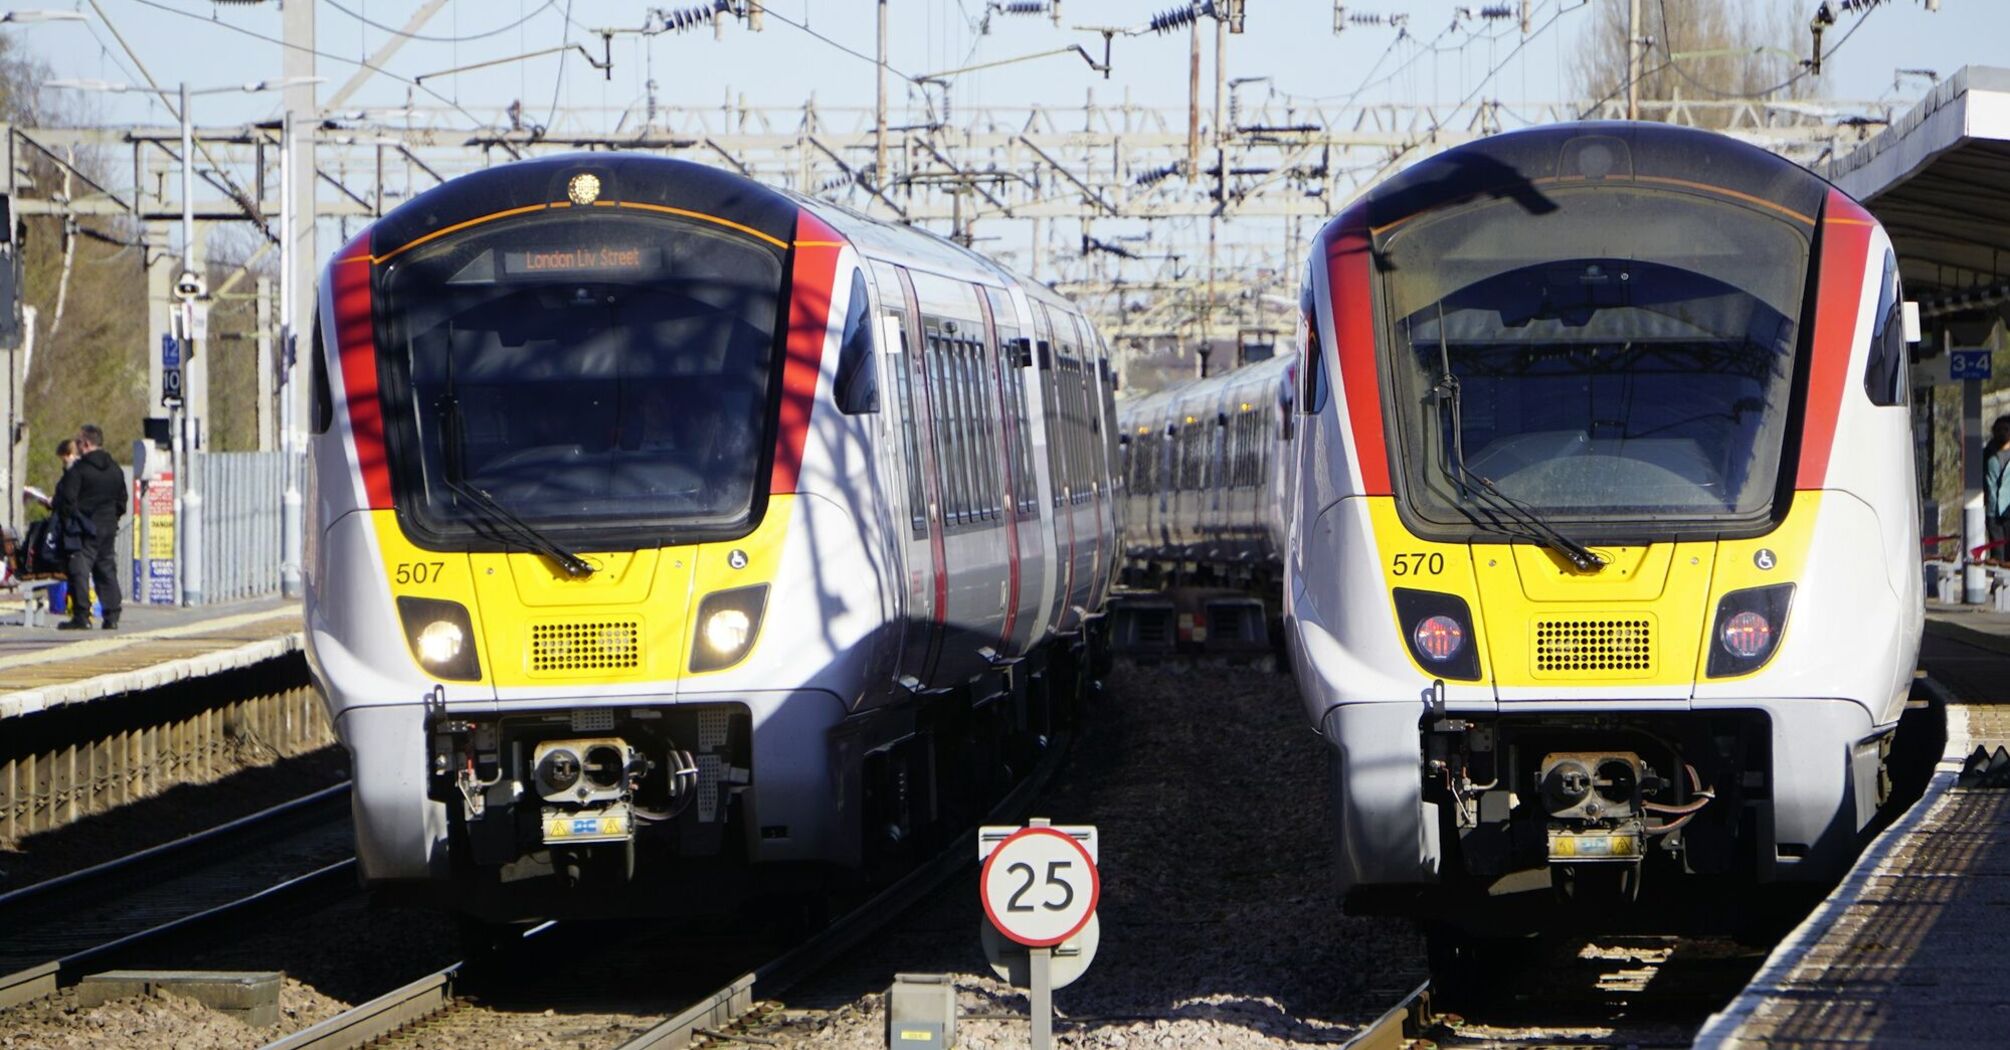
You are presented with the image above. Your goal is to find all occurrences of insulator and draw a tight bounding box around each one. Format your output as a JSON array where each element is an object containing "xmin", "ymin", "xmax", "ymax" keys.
[
  {"xmin": 1477, "ymin": 3, "xmax": 1514, "ymax": 18},
  {"xmin": 645, "ymin": 2, "xmax": 726, "ymax": 34},
  {"xmin": 1148, "ymin": 3, "xmax": 1199, "ymax": 34},
  {"xmin": 1133, "ymin": 162, "xmax": 1181, "ymax": 186},
  {"xmin": 996, "ymin": 1, "xmax": 1049, "ymax": 14}
]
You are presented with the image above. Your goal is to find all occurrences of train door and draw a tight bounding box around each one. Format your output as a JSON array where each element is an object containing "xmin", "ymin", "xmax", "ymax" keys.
[
  {"xmin": 982, "ymin": 286, "xmax": 1044, "ymax": 655},
  {"xmin": 1154, "ymin": 407, "xmax": 1174, "ymax": 556},
  {"xmin": 910, "ymin": 271, "xmax": 1010, "ymax": 680},
  {"xmin": 873, "ymin": 260, "xmax": 945, "ymax": 688},
  {"xmin": 1085, "ymin": 327, "xmax": 1118, "ymax": 606},
  {"xmin": 1031, "ymin": 302, "xmax": 1078, "ymax": 634},
  {"xmin": 1057, "ymin": 314, "xmax": 1100, "ymax": 620}
]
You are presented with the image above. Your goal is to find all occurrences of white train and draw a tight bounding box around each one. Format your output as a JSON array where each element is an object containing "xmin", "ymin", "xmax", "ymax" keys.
[
  {"xmin": 303, "ymin": 154, "xmax": 1121, "ymax": 919},
  {"xmin": 1283, "ymin": 123, "xmax": 1923, "ymax": 928},
  {"xmin": 1118, "ymin": 353, "xmax": 1295, "ymax": 589}
]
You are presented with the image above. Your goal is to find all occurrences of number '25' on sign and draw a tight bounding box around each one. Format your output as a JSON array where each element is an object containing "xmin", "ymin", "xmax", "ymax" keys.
[{"xmin": 978, "ymin": 824, "xmax": 1099, "ymax": 948}]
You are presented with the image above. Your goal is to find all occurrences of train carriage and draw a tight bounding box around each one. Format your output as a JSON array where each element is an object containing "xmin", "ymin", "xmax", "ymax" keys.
[
  {"xmin": 304, "ymin": 154, "xmax": 1120, "ymax": 919},
  {"xmin": 1118, "ymin": 352, "xmax": 1295, "ymax": 588},
  {"xmin": 1283, "ymin": 123, "xmax": 1923, "ymax": 926}
]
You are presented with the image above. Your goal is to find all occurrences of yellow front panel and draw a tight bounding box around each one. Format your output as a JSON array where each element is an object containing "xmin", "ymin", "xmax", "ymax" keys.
[
  {"xmin": 469, "ymin": 545, "xmax": 692, "ymax": 687},
  {"xmin": 1366, "ymin": 499, "xmax": 1491, "ymax": 680},
  {"xmin": 369, "ymin": 511, "xmax": 491, "ymax": 678},
  {"xmin": 370, "ymin": 494, "xmax": 796, "ymax": 685},
  {"xmin": 686, "ymin": 494, "xmax": 797, "ymax": 677},
  {"xmin": 1697, "ymin": 492, "xmax": 1820, "ymax": 682},
  {"xmin": 1369, "ymin": 493, "xmax": 1824, "ymax": 688},
  {"xmin": 1476, "ymin": 542, "xmax": 1716, "ymax": 685}
]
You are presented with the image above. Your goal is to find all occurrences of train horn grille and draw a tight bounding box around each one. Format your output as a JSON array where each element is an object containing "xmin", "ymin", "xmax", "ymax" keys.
[
  {"xmin": 1533, "ymin": 616, "xmax": 1654, "ymax": 677},
  {"xmin": 530, "ymin": 619, "xmax": 642, "ymax": 675}
]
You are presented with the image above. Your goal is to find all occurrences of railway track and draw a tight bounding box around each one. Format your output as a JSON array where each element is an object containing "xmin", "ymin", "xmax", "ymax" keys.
[
  {"xmin": 0, "ymin": 782, "xmax": 358, "ymax": 1009},
  {"xmin": 268, "ymin": 733, "xmax": 1073, "ymax": 1050}
]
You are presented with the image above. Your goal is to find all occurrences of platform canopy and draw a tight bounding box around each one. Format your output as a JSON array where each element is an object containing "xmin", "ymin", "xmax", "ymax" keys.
[{"xmin": 1825, "ymin": 66, "xmax": 2010, "ymax": 331}]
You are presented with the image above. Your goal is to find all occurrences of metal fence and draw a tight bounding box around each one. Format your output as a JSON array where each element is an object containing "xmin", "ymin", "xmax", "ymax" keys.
[{"xmin": 186, "ymin": 451, "xmax": 296, "ymax": 604}]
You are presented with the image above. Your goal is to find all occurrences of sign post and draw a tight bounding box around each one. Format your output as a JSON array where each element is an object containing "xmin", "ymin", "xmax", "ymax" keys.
[
  {"xmin": 978, "ymin": 820, "xmax": 1099, "ymax": 1050},
  {"xmin": 1954, "ymin": 348, "xmax": 1993, "ymax": 600}
]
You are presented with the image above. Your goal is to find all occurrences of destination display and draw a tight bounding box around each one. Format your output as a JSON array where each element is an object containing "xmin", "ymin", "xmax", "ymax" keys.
[{"xmin": 498, "ymin": 244, "xmax": 660, "ymax": 280}]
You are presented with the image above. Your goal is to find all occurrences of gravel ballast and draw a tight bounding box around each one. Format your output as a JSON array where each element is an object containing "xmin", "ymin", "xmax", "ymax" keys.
[{"xmin": 734, "ymin": 658, "xmax": 1430, "ymax": 1049}]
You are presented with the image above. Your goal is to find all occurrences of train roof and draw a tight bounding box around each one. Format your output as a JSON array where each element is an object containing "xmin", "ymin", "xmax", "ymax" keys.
[
  {"xmin": 367, "ymin": 153, "xmax": 800, "ymax": 261},
  {"xmin": 799, "ymin": 196, "xmax": 1089, "ymax": 317},
  {"xmin": 1360, "ymin": 121, "xmax": 1831, "ymax": 231},
  {"xmin": 363, "ymin": 151, "xmax": 1095, "ymax": 323}
]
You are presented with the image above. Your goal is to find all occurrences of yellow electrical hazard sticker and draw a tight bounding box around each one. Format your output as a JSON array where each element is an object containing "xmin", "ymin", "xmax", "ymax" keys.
[{"xmin": 1548, "ymin": 831, "xmax": 1639, "ymax": 860}]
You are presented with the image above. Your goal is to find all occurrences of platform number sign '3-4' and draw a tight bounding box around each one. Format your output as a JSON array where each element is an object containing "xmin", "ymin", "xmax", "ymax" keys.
[{"xmin": 980, "ymin": 826, "xmax": 1099, "ymax": 947}]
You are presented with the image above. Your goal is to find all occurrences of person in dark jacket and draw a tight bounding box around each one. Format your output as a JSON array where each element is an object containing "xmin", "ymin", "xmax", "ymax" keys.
[{"xmin": 50, "ymin": 423, "xmax": 125, "ymax": 630}]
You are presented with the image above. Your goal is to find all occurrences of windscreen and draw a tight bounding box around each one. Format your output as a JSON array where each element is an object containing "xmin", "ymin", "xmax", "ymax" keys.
[
  {"xmin": 1377, "ymin": 187, "xmax": 1812, "ymax": 534},
  {"xmin": 380, "ymin": 209, "xmax": 786, "ymax": 540}
]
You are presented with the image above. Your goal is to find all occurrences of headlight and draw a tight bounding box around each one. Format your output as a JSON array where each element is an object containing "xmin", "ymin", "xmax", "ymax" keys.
[
  {"xmin": 690, "ymin": 584, "xmax": 769, "ymax": 673},
  {"xmin": 1413, "ymin": 615, "xmax": 1466, "ymax": 662},
  {"xmin": 1707, "ymin": 584, "xmax": 1793, "ymax": 677},
  {"xmin": 1720, "ymin": 611, "xmax": 1771, "ymax": 659},
  {"xmin": 396, "ymin": 596, "xmax": 482, "ymax": 681},
  {"xmin": 1392, "ymin": 588, "xmax": 1481, "ymax": 681},
  {"xmin": 415, "ymin": 620, "xmax": 465, "ymax": 666},
  {"xmin": 703, "ymin": 608, "xmax": 752, "ymax": 654}
]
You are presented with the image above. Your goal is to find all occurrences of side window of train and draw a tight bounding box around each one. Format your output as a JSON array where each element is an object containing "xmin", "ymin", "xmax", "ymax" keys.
[
  {"xmin": 835, "ymin": 271, "xmax": 880, "ymax": 415},
  {"xmin": 1008, "ymin": 339, "xmax": 1039, "ymax": 519},
  {"xmin": 310, "ymin": 319, "xmax": 333, "ymax": 434},
  {"xmin": 888, "ymin": 308, "xmax": 927, "ymax": 537},
  {"xmin": 1864, "ymin": 250, "xmax": 1907, "ymax": 408},
  {"xmin": 1300, "ymin": 269, "xmax": 1329, "ymax": 415},
  {"xmin": 1033, "ymin": 304, "xmax": 1064, "ymax": 507},
  {"xmin": 923, "ymin": 325, "xmax": 962, "ymax": 525},
  {"xmin": 968, "ymin": 337, "xmax": 1000, "ymax": 520}
]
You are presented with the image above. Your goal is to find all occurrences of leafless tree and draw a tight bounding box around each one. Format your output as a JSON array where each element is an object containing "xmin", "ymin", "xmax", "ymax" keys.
[{"xmin": 1572, "ymin": 0, "xmax": 1820, "ymax": 122}]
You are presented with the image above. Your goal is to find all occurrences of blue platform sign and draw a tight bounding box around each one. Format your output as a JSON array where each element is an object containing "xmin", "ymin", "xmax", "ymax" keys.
[
  {"xmin": 1950, "ymin": 349, "xmax": 1991, "ymax": 381},
  {"xmin": 161, "ymin": 333, "xmax": 180, "ymax": 368}
]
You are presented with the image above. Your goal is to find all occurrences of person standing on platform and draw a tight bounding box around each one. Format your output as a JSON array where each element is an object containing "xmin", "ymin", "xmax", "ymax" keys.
[
  {"xmin": 50, "ymin": 423, "xmax": 125, "ymax": 630},
  {"xmin": 1987, "ymin": 416, "xmax": 2010, "ymax": 561}
]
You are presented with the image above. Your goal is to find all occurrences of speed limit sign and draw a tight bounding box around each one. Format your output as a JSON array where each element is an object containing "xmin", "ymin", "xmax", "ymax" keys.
[
  {"xmin": 980, "ymin": 826, "xmax": 1099, "ymax": 947},
  {"xmin": 979, "ymin": 822, "xmax": 1098, "ymax": 1050}
]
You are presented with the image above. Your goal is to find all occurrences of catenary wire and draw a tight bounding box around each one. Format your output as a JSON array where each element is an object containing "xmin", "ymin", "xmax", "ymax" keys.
[
  {"xmin": 1654, "ymin": 0, "xmax": 1875, "ymax": 101},
  {"xmin": 120, "ymin": 0, "xmax": 515, "ymax": 135},
  {"xmin": 544, "ymin": 0, "xmax": 574, "ymax": 132},
  {"xmin": 322, "ymin": 0, "xmax": 558, "ymax": 44}
]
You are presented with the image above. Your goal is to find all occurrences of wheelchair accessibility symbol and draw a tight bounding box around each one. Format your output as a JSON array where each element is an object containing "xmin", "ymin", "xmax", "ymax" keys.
[{"xmin": 1755, "ymin": 549, "xmax": 1776, "ymax": 571}]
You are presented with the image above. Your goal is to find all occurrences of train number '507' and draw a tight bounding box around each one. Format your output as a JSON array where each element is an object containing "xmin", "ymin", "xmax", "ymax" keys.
[{"xmin": 395, "ymin": 561, "xmax": 447, "ymax": 585}]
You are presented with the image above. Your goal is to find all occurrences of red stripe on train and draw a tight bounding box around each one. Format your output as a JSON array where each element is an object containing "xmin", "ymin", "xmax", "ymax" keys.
[
  {"xmin": 1324, "ymin": 208, "xmax": 1392, "ymax": 494},
  {"xmin": 331, "ymin": 230, "xmax": 393, "ymax": 509},
  {"xmin": 770, "ymin": 211, "xmax": 844, "ymax": 493},
  {"xmin": 1796, "ymin": 190, "xmax": 1874, "ymax": 489}
]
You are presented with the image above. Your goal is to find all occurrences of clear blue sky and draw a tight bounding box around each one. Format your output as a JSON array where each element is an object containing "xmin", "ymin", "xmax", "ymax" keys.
[{"xmin": 6, "ymin": 1, "xmax": 2003, "ymax": 131}]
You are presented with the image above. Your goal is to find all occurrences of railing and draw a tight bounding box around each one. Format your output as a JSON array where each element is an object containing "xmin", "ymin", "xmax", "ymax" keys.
[{"xmin": 186, "ymin": 451, "xmax": 297, "ymax": 605}]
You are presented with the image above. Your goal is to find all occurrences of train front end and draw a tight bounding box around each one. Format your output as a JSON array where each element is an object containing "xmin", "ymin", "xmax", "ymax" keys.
[
  {"xmin": 304, "ymin": 156, "xmax": 874, "ymax": 918},
  {"xmin": 1285, "ymin": 124, "xmax": 1922, "ymax": 921}
]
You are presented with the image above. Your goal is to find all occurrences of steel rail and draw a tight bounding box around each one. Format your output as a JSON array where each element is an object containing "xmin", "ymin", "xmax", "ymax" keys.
[
  {"xmin": 1337, "ymin": 980, "xmax": 1436, "ymax": 1050},
  {"xmin": 271, "ymin": 728, "xmax": 1075, "ymax": 1050},
  {"xmin": 0, "ymin": 782, "xmax": 352, "ymax": 914},
  {"xmin": 262, "ymin": 962, "xmax": 462, "ymax": 1050},
  {"xmin": 0, "ymin": 858, "xmax": 359, "ymax": 1008},
  {"xmin": 616, "ymin": 728, "xmax": 1075, "ymax": 1049},
  {"xmin": 56, "ymin": 859, "xmax": 358, "ymax": 973}
]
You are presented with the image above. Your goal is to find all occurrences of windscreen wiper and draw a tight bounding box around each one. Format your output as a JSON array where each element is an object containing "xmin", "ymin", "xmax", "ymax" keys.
[
  {"xmin": 434, "ymin": 393, "xmax": 595, "ymax": 579},
  {"xmin": 1429, "ymin": 316, "xmax": 1605, "ymax": 572}
]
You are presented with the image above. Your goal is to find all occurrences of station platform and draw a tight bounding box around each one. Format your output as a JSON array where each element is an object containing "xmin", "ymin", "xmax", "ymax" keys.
[
  {"xmin": 0, "ymin": 598, "xmax": 303, "ymax": 720},
  {"xmin": 1697, "ymin": 604, "xmax": 2010, "ymax": 1048}
]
